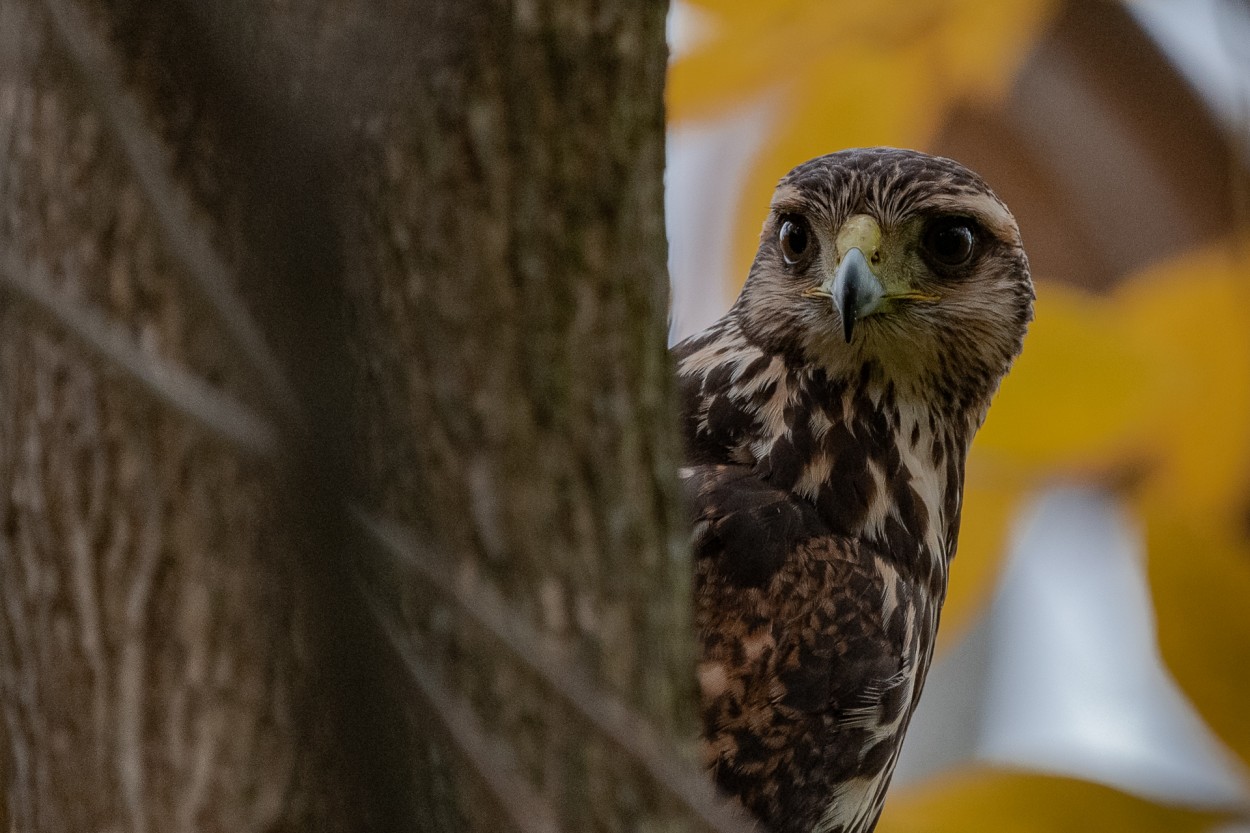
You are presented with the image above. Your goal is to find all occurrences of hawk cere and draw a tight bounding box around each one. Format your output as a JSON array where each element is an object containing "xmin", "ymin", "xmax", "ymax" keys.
[{"xmin": 676, "ymin": 148, "xmax": 1033, "ymax": 833}]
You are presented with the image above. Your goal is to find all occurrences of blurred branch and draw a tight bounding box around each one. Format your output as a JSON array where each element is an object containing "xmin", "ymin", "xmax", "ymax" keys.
[
  {"xmin": 363, "ymin": 591, "xmax": 562, "ymax": 833},
  {"xmin": 353, "ymin": 510, "xmax": 758, "ymax": 833},
  {"xmin": 0, "ymin": 252, "xmax": 280, "ymax": 457},
  {"xmin": 38, "ymin": 0, "xmax": 306, "ymax": 427}
]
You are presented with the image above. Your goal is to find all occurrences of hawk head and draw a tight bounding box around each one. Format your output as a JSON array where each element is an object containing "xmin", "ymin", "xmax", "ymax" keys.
[{"xmin": 733, "ymin": 147, "xmax": 1033, "ymax": 416}]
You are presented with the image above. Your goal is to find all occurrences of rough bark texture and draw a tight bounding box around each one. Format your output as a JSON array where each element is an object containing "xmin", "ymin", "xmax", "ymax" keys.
[
  {"xmin": 1, "ymin": 1, "xmax": 723, "ymax": 831},
  {"xmin": 0, "ymin": 0, "xmax": 377, "ymax": 829}
]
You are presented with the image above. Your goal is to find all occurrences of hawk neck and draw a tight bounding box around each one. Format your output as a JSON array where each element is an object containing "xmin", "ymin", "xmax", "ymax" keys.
[{"xmin": 676, "ymin": 315, "xmax": 977, "ymax": 591}]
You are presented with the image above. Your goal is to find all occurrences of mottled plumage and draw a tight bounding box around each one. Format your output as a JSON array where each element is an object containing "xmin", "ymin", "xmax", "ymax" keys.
[{"xmin": 676, "ymin": 148, "xmax": 1032, "ymax": 833}]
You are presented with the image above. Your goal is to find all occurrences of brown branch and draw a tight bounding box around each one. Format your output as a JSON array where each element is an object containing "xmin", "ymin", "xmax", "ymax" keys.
[
  {"xmin": 37, "ymin": 0, "xmax": 306, "ymax": 427},
  {"xmin": 353, "ymin": 510, "xmax": 759, "ymax": 833},
  {"xmin": 0, "ymin": 253, "xmax": 280, "ymax": 458}
]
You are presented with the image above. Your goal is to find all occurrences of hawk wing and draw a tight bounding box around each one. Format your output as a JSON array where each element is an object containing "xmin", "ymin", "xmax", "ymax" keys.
[{"xmin": 686, "ymin": 464, "xmax": 926, "ymax": 833}]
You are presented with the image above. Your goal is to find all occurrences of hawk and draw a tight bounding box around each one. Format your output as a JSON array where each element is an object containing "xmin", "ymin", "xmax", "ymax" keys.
[{"xmin": 676, "ymin": 148, "xmax": 1032, "ymax": 833}]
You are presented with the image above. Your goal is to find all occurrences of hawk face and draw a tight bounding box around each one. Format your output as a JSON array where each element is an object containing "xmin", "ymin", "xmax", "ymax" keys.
[{"xmin": 734, "ymin": 147, "xmax": 1033, "ymax": 415}]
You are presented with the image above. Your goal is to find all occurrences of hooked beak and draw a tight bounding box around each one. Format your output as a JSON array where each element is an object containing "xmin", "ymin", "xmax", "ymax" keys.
[
  {"xmin": 830, "ymin": 247, "xmax": 885, "ymax": 343},
  {"xmin": 800, "ymin": 214, "xmax": 938, "ymax": 343}
]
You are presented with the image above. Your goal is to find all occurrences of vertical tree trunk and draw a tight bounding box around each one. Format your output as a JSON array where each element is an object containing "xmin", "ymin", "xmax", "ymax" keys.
[
  {"xmin": 336, "ymin": 4, "xmax": 725, "ymax": 830},
  {"xmin": 1, "ymin": 1, "xmax": 740, "ymax": 831},
  {"xmin": 0, "ymin": 0, "xmax": 386, "ymax": 828}
]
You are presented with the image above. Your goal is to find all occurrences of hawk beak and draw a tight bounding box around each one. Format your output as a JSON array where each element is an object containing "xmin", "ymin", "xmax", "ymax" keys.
[{"xmin": 829, "ymin": 247, "xmax": 885, "ymax": 343}]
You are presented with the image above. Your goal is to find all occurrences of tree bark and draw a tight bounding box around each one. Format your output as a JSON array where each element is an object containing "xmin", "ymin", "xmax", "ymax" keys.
[
  {"xmin": 1, "ymin": 1, "xmax": 737, "ymax": 831},
  {"xmin": 0, "ymin": 0, "xmax": 381, "ymax": 829}
]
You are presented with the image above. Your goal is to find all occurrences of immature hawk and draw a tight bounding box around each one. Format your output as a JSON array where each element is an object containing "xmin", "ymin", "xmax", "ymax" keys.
[{"xmin": 676, "ymin": 148, "xmax": 1032, "ymax": 833}]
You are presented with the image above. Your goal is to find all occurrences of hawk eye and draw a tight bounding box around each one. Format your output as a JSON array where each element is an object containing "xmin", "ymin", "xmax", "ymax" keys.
[
  {"xmin": 922, "ymin": 217, "xmax": 977, "ymax": 267},
  {"xmin": 778, "ymin": 216, "xmax": 810, "ymax": 266}
]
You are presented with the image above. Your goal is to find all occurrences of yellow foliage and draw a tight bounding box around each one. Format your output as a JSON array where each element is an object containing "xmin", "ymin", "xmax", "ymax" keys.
[
  {"xmin": 1145, "ymin": 505, "xmax": 1250, "ymax": 769},
  {"xmin": 1120, "ymin": 247, "xmax": 1250, "ymax": 521},
  {"xmin": 669, "ymin": 0, "xmax": 1057, "ymax": 287},
  {"xmin": 876, "ymin": 767, "xmax": 1223, "ymax": 833},
  {"xmin": 975, "ymin": 282, "xmax": 1163, "ymax": 472},
  {"xmin": 1123, "ymin": 247, "xmax": 1250, "ymax": 773},
  {"xmin": 979, "ymin": 247, "xmax": 1250, "ymax": 498},
  {"xmin": 962, "ymin": 246, "xmax": 1250, "ymax": 663},
  {"xmin": 671, "ymin": 0, "xmax": 1054, "ymax": 122}
]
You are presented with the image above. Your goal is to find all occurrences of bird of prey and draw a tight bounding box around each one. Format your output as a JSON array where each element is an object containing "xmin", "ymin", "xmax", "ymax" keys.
[{"xmin": 676, "ymin": 148, "xmax": 1032, "ymax": 833}]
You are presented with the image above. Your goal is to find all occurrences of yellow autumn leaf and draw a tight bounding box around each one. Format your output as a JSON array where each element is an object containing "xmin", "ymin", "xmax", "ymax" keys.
[
  {"xmin": 968, "ymin": 243, "xmax": 1250, "ymax": 666},
  {"xmin": 669, "ymin": 0, "xmax": 1056, "ymax": 284},
  {"xmin": 974, "ymin": 281, "xmax": 1163, "ymax": 473},
  {"xmin": 1121, "ymin": 244, "xmax": 1250, "ymax": 521},
  {"xmin": 877, "ymin": 767, "xmax": 1223, "ymax": 833},
  {"xmin": 1144, "ymin": 503, "xmax": 1250, "ymax": 769},
  {"xmin": 669, "ymin": 1, "xmax": 936, "ymax": 122},
  {"xmin": 933, "ymin": 1, "xmax": 1055, "ymax": 101},
  {"xmin": 671, "ymin": 0, "xmax": 1052, "ymax": 123},
  {"xmin": 976, "ymin": 241, "xmax": 1250, "ymax": 498}
]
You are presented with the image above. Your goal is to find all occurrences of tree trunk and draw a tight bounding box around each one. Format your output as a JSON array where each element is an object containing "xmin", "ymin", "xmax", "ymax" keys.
[{"xmin": 1, "ymin": 1, "xmax": 742, "ymax": 831}]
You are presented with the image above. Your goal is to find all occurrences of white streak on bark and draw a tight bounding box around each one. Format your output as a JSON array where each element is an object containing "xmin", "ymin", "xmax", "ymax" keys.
[
  {"xmin": 177, "ymin": 705, "xmax": 225, "ymax": 833},
  {"xmin": 66, "ymin": 521, "xmax": 108, "ymax": 760},
  {"xmin": 116, "ymin": 486, "xmax": 162, "ymax": 833},
  {"xmin": 36, "ymin": 0, "xmax": 305, "ymax": 426},
  {"xmin": 0, "ymin": 254, "xmax": 280, "ymax": 458},
  {"xmin": 356, "ymin": 510, "xmax": 758, "ymax": 833}
]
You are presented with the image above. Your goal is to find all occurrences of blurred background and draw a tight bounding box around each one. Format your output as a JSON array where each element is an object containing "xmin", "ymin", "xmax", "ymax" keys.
[{"xmin": 665, "ymin": 1, "xmax": 1250, "ymax": 830}]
